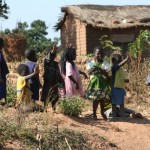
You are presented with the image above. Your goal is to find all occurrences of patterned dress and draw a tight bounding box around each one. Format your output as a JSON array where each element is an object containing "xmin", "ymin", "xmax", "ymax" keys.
[{"xmin": 86, "ymin": 60, "xmax": 111, "ymax": 101}]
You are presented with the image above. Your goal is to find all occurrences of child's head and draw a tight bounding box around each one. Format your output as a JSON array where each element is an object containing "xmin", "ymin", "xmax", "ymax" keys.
[
  {"xmin": 17, "ymin": 64, "xmax": 29, "ymax": 76},
  {"xmin": 25, "ymin": 49, "xmax": 37, "ymax": 62},
  {"xmin": 111, "ymin": 53, "xmax": 122, "ymax": 64},
  {"xmin": 0, "ymin": 38, "xmax": 4, "ymax": 50},
  {"xmin": 64, "ymin": 47, "xmax": 76, "ymax": 61},
  {"xmin": 94, "ymin": 46, "xmax": 104, "ymax": 62}
]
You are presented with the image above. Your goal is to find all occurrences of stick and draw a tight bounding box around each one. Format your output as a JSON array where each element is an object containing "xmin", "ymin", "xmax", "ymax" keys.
[{"xmin": 65, "ymin": 137, "xmax": 72, "ymax": 150}]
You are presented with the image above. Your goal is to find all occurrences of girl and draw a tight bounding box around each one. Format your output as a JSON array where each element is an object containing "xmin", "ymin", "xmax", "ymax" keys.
[
  {"xmin": 60, "ymin": 47, "xmax": 87, "ymax": 97},
  {"xmin": 25, "ymin": 49, "xmax": 41, "ymax": 101},
  {"xmin": 0, "ymin": 38, "xmax": 9, "ymax": 105},
  {"xmin": 111, "ymin": 53, "xmax": 129, "ymax": 120},
  {"xmin": 41, "ymin": 45, "xmax": 63, "ymax": 112},
  {"xmin": 86, "ymin": 46, "xmax": 111, "ymax": 120},
  {"xmin": 16, "ymin": 64, "xmax": 39, "ymax": 112}
]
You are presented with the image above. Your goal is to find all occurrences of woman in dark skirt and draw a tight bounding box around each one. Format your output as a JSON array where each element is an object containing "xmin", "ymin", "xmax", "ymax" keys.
[{"xmin": 0, "ymin": 38, "xmax": 9, "ymax": 104}]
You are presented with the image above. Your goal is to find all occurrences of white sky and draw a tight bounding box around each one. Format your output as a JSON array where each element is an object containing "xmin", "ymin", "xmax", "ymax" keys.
[{"xmin": 0, "ymin": 0, "xmax": 150, "ymax": 40}]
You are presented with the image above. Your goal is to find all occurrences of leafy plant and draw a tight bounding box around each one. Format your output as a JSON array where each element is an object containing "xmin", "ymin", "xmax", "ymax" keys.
[
  {"xmin": 6, "ymin": 82, "xmax": 16, "ymax": 107},
  {"xmin": 99, "ymin": 35, "xmax": 121, "ymax": 56},
  {"xmin": 128, "ymin": 30, "xmax": 150, "ymax": 59},
  {"xmin": 59, "ymin": 96, "xmax": 84, "ymax": 116}
]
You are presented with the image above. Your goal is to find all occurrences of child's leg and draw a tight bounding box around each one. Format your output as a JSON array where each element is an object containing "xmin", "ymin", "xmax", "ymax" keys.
[
  {"xmin": 99, "ymin": 98, "xmax": 107, "ymax": 120},
  {"xmin": 120, "ymin": 103, "xmax": 125, "ymax": 117},
  {"xmin": 50, "ymin": 86, "xmax": 59, "ymax": 112},
  {"xmin": 93, "ymin": 100, "xmax": 99, "ymax": 119},
  {"xmin": 112, "ymin": 104, "xmax": 117, "ymax": 119}
]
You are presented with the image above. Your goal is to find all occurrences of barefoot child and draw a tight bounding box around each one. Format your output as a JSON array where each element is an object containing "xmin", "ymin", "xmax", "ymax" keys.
[
  {"xmin": 86, "ymin": 46, "xmax": 111, "ymax": 120},
  {"xmin": 41, "ymin": 45, "xmax": 63, "ymax": 112},
  {"xmin": 25, "ymin": 49, "xmax": 41, "ymax": 101},
  {"xmin": 60, "ymin": 47, "xmax": 87, "ymax": 97},
  {"xmin": 16, "ymin": 64, "xmax": 39, "ymax": 112},
  {"xmin": 111, "ymin": 53, "xmax": 129, "ymax": 119}
]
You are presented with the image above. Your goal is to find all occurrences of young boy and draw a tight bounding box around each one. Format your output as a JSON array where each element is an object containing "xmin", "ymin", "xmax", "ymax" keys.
[
  {"xmin": 16, "ymin": 64, "xmax": 39, "ymax": 112},
  {"xmin": 25, "ymin": 49, "xmax": 41, "ymax": 101},
  {"xmin": 111, "ymin": 53, "xmax": 129, "ymax": 120},
  {"xmin": 41, "ymin": 45, "xmax": 63, "ymax": 112}
]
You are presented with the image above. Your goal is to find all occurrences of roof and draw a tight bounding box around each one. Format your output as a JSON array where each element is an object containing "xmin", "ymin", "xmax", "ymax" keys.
[{"xmin": 55, "ymin": 5, "xmax": 150, "ymax": 30}]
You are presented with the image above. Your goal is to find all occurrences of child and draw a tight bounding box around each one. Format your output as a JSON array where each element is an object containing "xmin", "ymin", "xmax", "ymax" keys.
[
  {"xmin": 60, "ymin": 47, "xmax": 87, "ymax": 97},
  {"xmin": 111, "ymin": 53, "xmax": 129, "ymax": 120},
  {"xmin": 25, "ymin": 49, "xmax": 41, "ymax": 101},
  {"xmin": 41, "ymin": 45, "xmax": 63, "ymax": 112},
  {"xmin": 16, "ymin": 64, "xmax": 39, "ymax": 112},
  {"xmin": 86, "ymin": 46, "xmax": 111, "ymax": 120},
  {"xmin": 0, "ymin": 38, "xmax": 9, "ymax": 105}
]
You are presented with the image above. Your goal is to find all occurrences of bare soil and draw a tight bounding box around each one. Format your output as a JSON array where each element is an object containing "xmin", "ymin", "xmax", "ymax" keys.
[{"xmin": 1, "ymin": 102, "xmax": 150, "ymax": 150}]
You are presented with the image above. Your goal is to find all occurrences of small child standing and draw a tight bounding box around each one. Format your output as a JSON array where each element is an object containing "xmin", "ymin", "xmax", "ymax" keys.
[
  {"xmin": 86, "ymin": 46, "xmax": 111, "ymax": 120},
  {"xmin": 41, "ymin": 45, "xmax": 63, "ymax": 112},
  {"xmin": 25, "ymin": 49, "xmax": 41, "ymax": 101},
  {"xmin": 60, "ymin": 47, "xmax": 87, "ymax": 97},
  {"xmin": 0, "ymin": 38, "xmax": 9, "ymax": 105},
  {"xmin": 111, "ymin": 53, "xmax": 129, "ymax": 120},
  {"xmin": 16, "ymin": 64, "xmax": 39, "ymax": 112}
]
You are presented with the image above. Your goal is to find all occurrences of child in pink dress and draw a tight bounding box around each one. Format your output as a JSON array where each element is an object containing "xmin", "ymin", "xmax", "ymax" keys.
[{"xmin": 60, "ymin": 47, "xmax": 87, "ymax": 97}]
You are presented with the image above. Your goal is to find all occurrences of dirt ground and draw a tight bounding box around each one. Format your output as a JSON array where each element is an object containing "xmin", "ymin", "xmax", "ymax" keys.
[{"xmin": 1, "ymin": 102, "xmax": 150, "ymax": 150}]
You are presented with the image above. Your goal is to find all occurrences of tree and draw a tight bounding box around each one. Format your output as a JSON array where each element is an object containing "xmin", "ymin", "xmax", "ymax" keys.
[{"xmin": 0, "ymin": 0, "xmax": 9, "ymax": 19}]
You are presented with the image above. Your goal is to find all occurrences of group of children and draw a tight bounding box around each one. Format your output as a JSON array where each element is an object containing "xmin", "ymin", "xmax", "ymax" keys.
[{"xmin": 0, "ymin": 37, "xmax": 130, "ymax": 121}]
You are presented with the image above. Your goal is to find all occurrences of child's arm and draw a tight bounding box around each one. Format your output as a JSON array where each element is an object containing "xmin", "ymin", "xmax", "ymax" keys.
[
  {"xmin": 68, "ymin": 75, "xmax": 79, "ymax": 89},
  {"xmin": 24, "ymin": 64, "xmax": 39, "ymax": 80},
  {"xmin": 95, "ymin": 66, "xmax": 109, "ymax": 78},
  {"xmin": 118, "ymin": 55, "xmax": 129, "ymax": 67},
  {"xmin": 79, "ymin": 70, "xmax": 88, "ymax": 79}
]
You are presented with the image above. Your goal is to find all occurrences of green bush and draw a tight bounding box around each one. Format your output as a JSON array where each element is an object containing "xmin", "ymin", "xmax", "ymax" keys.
[
  {"xmin": 59, "ymin": 96, "xmax": 84, "ymax": 117},
  {"xmin": 6, "ymin": 82, "xmax": 16, "ymax": 106}
]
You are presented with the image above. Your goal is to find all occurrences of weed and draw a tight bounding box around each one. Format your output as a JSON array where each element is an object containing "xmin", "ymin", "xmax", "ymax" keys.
[{"xmin": 59, "ymin": 96, "xmax": 84, "ymax": 117}]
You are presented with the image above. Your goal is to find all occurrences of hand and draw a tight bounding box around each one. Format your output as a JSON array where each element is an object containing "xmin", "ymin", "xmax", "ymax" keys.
[
  {"xmin": 75, "ymin": 83, "xmax": 79, "ymax": 90},
  {"xmin": 83, "ymin": 72, "xmax": 88, "ymax": 79}
]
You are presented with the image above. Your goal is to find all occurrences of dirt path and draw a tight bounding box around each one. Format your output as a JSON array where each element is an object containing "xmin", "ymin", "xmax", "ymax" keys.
[
  {"xmin": 1, "ymin": 108, "xmax": 150, "ymax": 150},
  {"xmin": 53, "ymin": 112, "xmax": 150, "ymax": 150}
]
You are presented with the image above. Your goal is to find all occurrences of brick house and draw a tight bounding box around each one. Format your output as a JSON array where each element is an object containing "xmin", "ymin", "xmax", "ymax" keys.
[{"xmin": 55, "ymin": 5, "xmax": 150, "ymax": 55}]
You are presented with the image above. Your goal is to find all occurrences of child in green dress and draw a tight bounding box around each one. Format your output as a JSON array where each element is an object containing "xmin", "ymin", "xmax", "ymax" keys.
[{"xmin": 86, "ymin": 46, "xmax": 111, "ymax": 120}]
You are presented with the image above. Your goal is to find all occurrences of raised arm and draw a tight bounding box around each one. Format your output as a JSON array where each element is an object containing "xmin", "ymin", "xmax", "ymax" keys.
[{"xmin": 118, "ymin": 55, "xmax": 129, "ymax": 67}]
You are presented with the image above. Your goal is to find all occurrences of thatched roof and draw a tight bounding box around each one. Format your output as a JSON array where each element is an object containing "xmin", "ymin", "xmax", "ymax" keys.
[{"xmin": 55, "ymin": 5, "xmax": 150, "ymax": 30}]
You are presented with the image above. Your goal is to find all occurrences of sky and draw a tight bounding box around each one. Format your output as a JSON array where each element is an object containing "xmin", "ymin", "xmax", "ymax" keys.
[{"xmin": 0, "ymin": 0, "xmax": 150, "ymax": 40}]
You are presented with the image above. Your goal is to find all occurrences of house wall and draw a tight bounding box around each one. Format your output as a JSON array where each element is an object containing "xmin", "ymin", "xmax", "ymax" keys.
[
  {"xmin": 61, "ymin": 14, "xmax": 77, "ymax": 51},
  {"xmin": 86, "ymin": 25, "xmax": 150, "ymax": 54},
  {"xmin": 61, "ymin": 14, "xmax": 86, "ymax": 55}
]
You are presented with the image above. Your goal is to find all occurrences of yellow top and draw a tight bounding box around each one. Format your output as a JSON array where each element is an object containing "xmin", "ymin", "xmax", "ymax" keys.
[
  {"xmin": 114, "ymin": 69, "xmax": 125, "ymax": 89},
  {"xmin": 16, "ymin": 76, "xmax": 33, "ymax": 107}
]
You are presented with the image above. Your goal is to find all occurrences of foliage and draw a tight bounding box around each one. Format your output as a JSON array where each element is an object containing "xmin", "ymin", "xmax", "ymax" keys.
[
  {"xmin": 1, "ymin": 20, "xmax": 60, "ymax": 53},
  {"xmin": 128, "ymin": 30, "xmax": 150, "ymax": 59},
  {"xmin": 6, "ymin": 82, "xmax": 16, "ymax": 107},
  {"xmin": 0, "ymin": 0, "xmax": 9, "ymax": 19},
  {"xmin": 0, "ymin": 116, "xmax": 98, "ymax": 150},
  {"xmin": 99, "ymin": 35, "xmax": 121, "ymax": 55},
  {"xmin": 59, "ymin": 96, "xmax": 84, "ymax": 116}
]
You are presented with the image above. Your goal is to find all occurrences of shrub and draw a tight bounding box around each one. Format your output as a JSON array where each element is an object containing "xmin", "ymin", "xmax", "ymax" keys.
[
  {"xmin": 59, "ymin": 96, "xmax": 84, "ymax": 117},
  {"xmin": 6, "ymin": 82, "xmax": 16, "ymax": 107}
]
